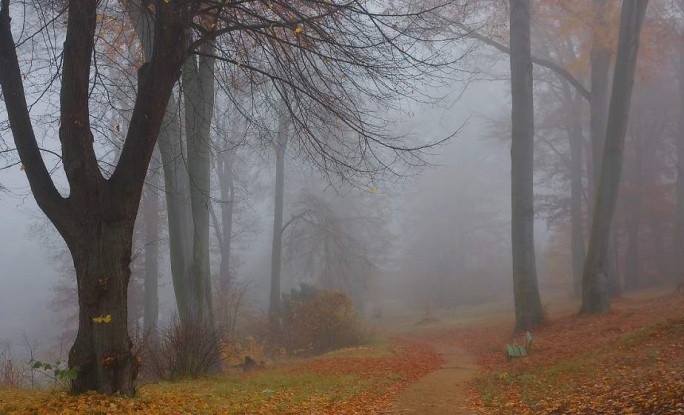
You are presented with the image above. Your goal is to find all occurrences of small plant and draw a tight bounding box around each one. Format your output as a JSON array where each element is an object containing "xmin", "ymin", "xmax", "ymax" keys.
[
  {"xmin": 143, "ymin": 318, "xmax": 221, "ymax": 380},
  {"xmin": 29, "ymin": 359, "xmax": 78, "ymax": 389},
  {"xmin": 0, "ymin": 343, "xmax": 27, "ymax": 388}
]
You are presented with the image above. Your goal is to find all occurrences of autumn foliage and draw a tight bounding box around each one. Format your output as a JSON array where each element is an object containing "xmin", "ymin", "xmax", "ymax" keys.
[
  {"xmin": 0, "ymin": 338, "xmax": 441, "ymax": 415},
  {"xmin": 442, "ymin": 294, "xmax": 684, "ymax": 414},
  {"xmin": 278, "ymin": 284, "xmax": 367, "ymax": 356}
]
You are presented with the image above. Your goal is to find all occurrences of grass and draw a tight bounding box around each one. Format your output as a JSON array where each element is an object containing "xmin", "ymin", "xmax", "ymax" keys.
[
  {"xmin": 0, "ymin": 335, "xmax": 441, "ymax": 415},
  {"xmin": 465, "ymin": 293, "xmax": 684, "ymax": 414}
]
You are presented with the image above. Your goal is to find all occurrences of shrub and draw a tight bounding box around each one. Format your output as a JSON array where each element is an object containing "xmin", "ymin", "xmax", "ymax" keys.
[
  {"xmin": 142, "ymin": 318, "xmax": 221, "ymax": 381},
  {"xmin": 280, "ymin": 284, "xmax": 367, "ymax": 356},
  {"xmin": 0, "ymin": 343, "xmax": 26, "ymax": 388}
]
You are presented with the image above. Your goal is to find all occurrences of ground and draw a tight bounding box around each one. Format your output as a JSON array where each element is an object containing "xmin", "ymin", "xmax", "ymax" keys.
[{"xmin": 0, "ymin": 288, "xmax": 682, "ymax": 414}]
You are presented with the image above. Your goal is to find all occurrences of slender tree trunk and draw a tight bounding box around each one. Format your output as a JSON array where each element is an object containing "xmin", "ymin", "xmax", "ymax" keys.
[
  {"xmin": 589, "ymin": 1, "xmax": 611, "ymax": 198},
  {"xmin": 675, "ymin": 40, "xmax": 684, "ymax": 292},
  {"xmin": 567, "ymin": 94, "xmax": 586, "ymax": 297},
  {"xmin": 509, "ymin": 0, "xmax": 544, "ymax": 332},
  {"xmin": 218, "ymin": 151, "xmax": 235, "ymax": 295},
  {"xmin": 269, "ymin": 109, "xmax": 289, "ymax": 318},
  {"xmin": 624, "ymin": 194, "xmax": 641, "ymax": 290},
  {"xmin": 589, "ymin": 0, "xmax": 622, "ymax": 298},
  {"xmin": 624, "ymin": 135, "xmax": 643, "ymax": 291},
  {"xmin": 183, "ymin": 49, "xmax": 215, "ymax": 324},
  {"xmin": 127, "ymin": 2, "xmax": 196, "ymax": 323},
  {"xmin": 581, "ymin": 0, "xmax": 649, "ymax": 314},
  {"xmin": 143, "ymin": 152, "xmax": 161, "ymax": 337}
]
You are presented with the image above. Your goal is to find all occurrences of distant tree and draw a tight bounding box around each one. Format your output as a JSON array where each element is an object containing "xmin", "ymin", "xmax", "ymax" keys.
[
  {"xmin": 283, "ymin": 186, "xmax": 391, "ymax": 313},
  {"xmin": 269, "ymin": 105, "xmax": 290, "ymax": 319}
]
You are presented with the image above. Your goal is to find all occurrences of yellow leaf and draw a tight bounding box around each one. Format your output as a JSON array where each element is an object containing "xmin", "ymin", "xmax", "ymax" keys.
[
  {"xmin": 294, "ymin": 26, "xmax": 303, "ymax": 34},
  {"xmin": 92, "ymin": 314, "xmax": 112, "ymax": 324},
  {"xmin": 369, "ymin": 186, "xmax": 377, "ymax": 194}
]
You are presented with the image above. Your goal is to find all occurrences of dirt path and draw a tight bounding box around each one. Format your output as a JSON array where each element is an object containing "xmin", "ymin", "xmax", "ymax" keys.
[{"xmin": 389, "ymin": 341, "xmax": 479, "ymax": 414}]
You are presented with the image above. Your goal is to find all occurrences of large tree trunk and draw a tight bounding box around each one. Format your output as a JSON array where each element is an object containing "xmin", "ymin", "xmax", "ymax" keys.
[
  {"xmin": 581, "ymin": 0, "xmax": 649, "ymax": 314},
  {"xmin": 143, "ymin": 152, "xmax": 161, "ymax": 336},
  {"xmin": 676, "ymin": 39, "xmax": 684, "ymax": 292},
  {"xmin": 68, "ymin": 220, "xmax": 138, "ymax": 395},
  {"xmin": 509, "ymin": 0, "xmax": 544, "ymax": 332},
  {"xmin": 269, "ymin": 109, "xmax": 289, "ymax": 318},
  {"xmin": 1, "ymin": 0, "xmax": 186, "ymax": 395}
]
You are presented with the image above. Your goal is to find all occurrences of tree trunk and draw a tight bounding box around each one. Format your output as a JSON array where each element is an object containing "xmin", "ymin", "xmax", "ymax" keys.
[
  {"xmin": 143, "ymin": 152, "xmax": 161, "ymax": 336},
  {"xmin": 624, "ymin": 135, "xmax": 643, "ymax": 291},
  {"xmin": 68, "ymin": 220, "xmax": 138, "ymax": 396},
  {"xmin": 589, "ymin": 0, "xmax": 611, "ymax": 196},
  {"xmin": 509, "ymin": 0, "xmax": 544, "ymax": 332},
  {"xmin": 127, "ymin": 1, "xmax": 196, "ymax": 323},
  {"xmin": 269, "ymin": 109, "xmax": 289, "ymax": 318},
  {"xmin": 158, "ymin": 97, "xmax": 195, "ymax": 322},
  {"xmin": 568, "ymin": 96, "xmax": 586, "ymax": 298},
  {"xmin": 589, "ymin": 0, "xmax": 622, "ymax": 298},
  {"xmin": 218, "ymin": 151, "xmax": 235, "ymax": 295},
  {"xmin": 581, "ymin": 0, "xmax": 649, "ymax": 314},
  {"xmin": 183, "ymin": 49, "xmax": 215, "ymax": 324},
  {"xmin": 1, "ymin": 0, "xmax": 187, "ymax": 396},
  {"xmin": 675, "ymin": 39, "xmax": 684, "ymax": 292}
]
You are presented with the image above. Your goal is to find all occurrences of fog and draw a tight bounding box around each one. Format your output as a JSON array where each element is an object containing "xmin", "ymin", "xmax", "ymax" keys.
[
  {"xmin": 0, "ymin": 0, "xmax": 681, "ymax": 379},
  {"xmin": 0, "ymin": 70, "xmax": 545, "ymax": 351}
]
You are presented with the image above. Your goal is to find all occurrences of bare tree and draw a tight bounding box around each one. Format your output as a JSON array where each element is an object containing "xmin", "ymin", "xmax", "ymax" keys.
[{"xmin": 0, "ymin": 0, "xmax": 463, "ymax": 395}]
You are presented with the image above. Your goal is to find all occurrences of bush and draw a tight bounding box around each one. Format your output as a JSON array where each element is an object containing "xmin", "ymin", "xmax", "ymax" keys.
[
  {"xmin": 0, "ymin": 343, "xmax": 26, "ymax": 388},
  {"xmin": 142, "ymin": 318, "xmax": 221, "ymax": 381},
  {"xmin": 280, "ymin": 284, "xmax": 367, "ymax": 356}
]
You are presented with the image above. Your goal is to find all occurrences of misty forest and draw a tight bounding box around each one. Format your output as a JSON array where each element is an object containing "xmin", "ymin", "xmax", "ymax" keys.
[{"xmin": 0, "ymin": 0, "xmax": 682, "ymax": 414}]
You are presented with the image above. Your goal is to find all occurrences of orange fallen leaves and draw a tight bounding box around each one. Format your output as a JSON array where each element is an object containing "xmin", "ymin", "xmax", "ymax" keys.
[
  {"xmin": 0, "ymin": 338, "xmax": 442, "ymax": 415},
  {"xmin": 437, "ymin": 294, "xmax": 684, "ymax": 414}
]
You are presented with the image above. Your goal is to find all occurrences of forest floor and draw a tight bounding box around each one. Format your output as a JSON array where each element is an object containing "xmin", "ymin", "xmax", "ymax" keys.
[
  {"xmin": 396, "ymin": 288, "xmax": 683, "ymax": 414},
  {"xmin": 0, "ymin": 337, "xmax": 443, "ymax": 415},
  {"xmin": 0, "ymin": 289, "xmax": 682, "ymax": 414}
]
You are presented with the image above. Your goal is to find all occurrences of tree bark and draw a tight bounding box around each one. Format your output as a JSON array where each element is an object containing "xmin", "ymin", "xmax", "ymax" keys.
[
  {"xmin": 0, "ymin": 0, "xmax": 187, "ymax": 394},
  {"xmin": 566, "ymin": 90, "xmax": 586, "ymax": 297},
  {"xmin": 589, "ymin": 0, "xmax": 622, "ymax": 298},
  {"xmin": 581, "ymin": 0, "xmax": 649, "ymax": 314},
  {"xmin": 68, "ymin": 220, "xmax": 138, "ymax": 395},
  {"xmin": 624, "ymin": 134, "xmax": 643, "ymax": 291},
  {"xmin": 269, "ymin": 109, "xmax": 289, "ymax": 318},
  {"xmin": 183, "ymin": 47, "xmax": 216, "ymax": 324},
  {"xmin": 509, "ymin": 0, "xmax": 544, "ymax": 332},
  {"xmin": 676, "ymin": 37, "xmax": 684, "ymax": 292},
  {"xmin": 218, "ymin": 151, "xmax": 235, "ymax": 295},
  {"xmin": 143, "ymin": 152, "xmax": 161, "ymax": 337}
]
